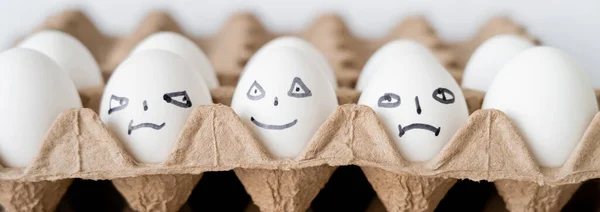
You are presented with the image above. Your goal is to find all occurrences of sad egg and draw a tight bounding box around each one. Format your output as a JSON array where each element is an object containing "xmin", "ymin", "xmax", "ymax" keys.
[
  {"xmin": 19, "ymin": 30, "xmax": 104, "ymax": 89},
  {"xmin": 100, "ymin": 49, "xmax": 212, "ymax": 163},
  {"xmin": 358, "ymin": 47, "xmax": 469, "ymax": 162},
  {"xmin": 482, "ymin": 46, "xmax": 598, "ymax": 167},
  {"xmin": 244, "ymin": 36, "xmax": 337, "ymax": 87},
  {"xmin": 131, "ymin": 32, "xmax": 219, "ymax": 89},
  {"xmin": 356, "ymin": 40, "xmax": 439, "ymax": 91},
  {"xmin": 0, "ymin": 48, "xmax": 82, "ymax": 167},
  {"xmin": 462, "ymin": 34, "xmax": 534, "ymax": 92},
  {"xmin": 231, "ymin": 46, "xmax": 338, "ymax": 159}
]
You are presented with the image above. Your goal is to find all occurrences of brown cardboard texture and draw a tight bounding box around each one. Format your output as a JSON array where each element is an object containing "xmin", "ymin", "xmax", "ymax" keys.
[{"xmin": 3, "ymin": 9, "xmax": 587, "ymax": 212}]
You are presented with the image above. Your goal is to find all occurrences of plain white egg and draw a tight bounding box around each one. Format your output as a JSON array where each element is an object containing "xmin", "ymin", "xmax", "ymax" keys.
[
  {"xmin": 356, "ymin": 40, "xmax": 439, "ymax": 91},
  {"xmin": 358, "ymin": 49, "xmax": 469, "ymax": 162},
  {"xmin": 243, "ymin": 36, "xmax": 337, "ymax": 88},
  {"xmin": 231, "ymin": 46, "xmax": 338, "ymax": 159},
  {"xmin": 100, "ymin": 49, "xmax": 213, "ymax": 163},
  {"xmin": 131, "ymin": 31, "xmax": 219, "ymax": 89},
  {"xmin": 0, "ymin": 48, "xmax": 82, "ymax": 167},
  {"xmin": 462, "ymin": 34, "xmax": 534, "ymax": 92},
  {"xmin": 18, "ymin": 30, "xmax": 104, "ymax": 90},
  {"xmin": 482, "ymin": 46, "xmax": 598, "ymax": 167}
]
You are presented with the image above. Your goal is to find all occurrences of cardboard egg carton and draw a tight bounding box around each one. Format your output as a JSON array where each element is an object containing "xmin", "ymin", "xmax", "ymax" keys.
[{"xmin": 2, "ymin": 9, "xmax": 594, "ymax": 212}]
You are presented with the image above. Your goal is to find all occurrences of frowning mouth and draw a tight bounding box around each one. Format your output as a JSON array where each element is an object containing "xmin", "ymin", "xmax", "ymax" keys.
[
  {"xmin": 250, "ymin": 117, "xmax": 298, "ymax": 130},
  {"xmin": 398, "ymin": 123, "xmax": 440, "ymax": 137},
  {"xmin": 128, "ymin": 120, "xmax": 166, "ymax": 135}
]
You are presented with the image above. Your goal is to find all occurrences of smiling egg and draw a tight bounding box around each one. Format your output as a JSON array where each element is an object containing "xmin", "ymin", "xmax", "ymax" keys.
[
  {"xmin": 131, "ymin": 32, "xmax": 219, "ymax": 89},
  {"xmin": 462, "ymin": 34, "xmax": 534, "ymax": 92},
  {"xmin": 18, "ymin": 30, "xmax": 104, "ymax": 89},
  {"xmin": 231, "ymin": 46, "xmax": 338, "ymax": 158},
  {"xmin": 482, "ymin": 47, "xmax": 598, "ymax": 167},
  {"xmin": 358, "ymin": 49, "xmax": 469, "ymax": 162},
  {"xmin": 100, "ymin": 49, "xmax": 212, "ymax": 163},
  {"xmin": 356, "ymin": 40, "xmax": 439, "ymax": 91},
  {"xmin": 0, "ymin": 48, "xmax": 82, "ymax": 167},
  {"xmin": 245, "ymin": 36, "xmax": 337, "ymax": 88}
]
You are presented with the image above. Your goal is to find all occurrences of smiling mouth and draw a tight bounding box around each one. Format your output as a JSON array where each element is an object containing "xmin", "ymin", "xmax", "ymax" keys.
[
  {"xmin": 398, "ymin": 123, "xmax": 441, "ymax": 137},
  {"xmin": 250, "ymin": 117, "xmax": 298, "ymax": 130},
  {"xmin": 128, "ymin": 120, "xmax": 166, "ymax": 135}
]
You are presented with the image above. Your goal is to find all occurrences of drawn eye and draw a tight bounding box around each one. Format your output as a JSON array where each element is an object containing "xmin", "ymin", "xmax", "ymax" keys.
[
  {"xmin": 287, "ymin": 77, "xmax": 312, "ymax": 98},
  {"xmin": 432, "ymin": 88, "xmax": 455, "ymax": 104},
  {"xmin": 163, "ymin": 91, "xmax": 192, "ymax": 108},
  {"xmin": 246, "ymin": 81, "xmax": 265, "ymax": 100},
  {"xmin": 108, "ymin": 95, "xmax": 129, "ymax": 114},
  {"xmin": 377, "ymin": 93, "xmax": 401, "ymax": 108}
]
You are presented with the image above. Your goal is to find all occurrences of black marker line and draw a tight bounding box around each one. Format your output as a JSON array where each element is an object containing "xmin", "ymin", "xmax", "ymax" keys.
[
  {"xmin": 250, "ymin": 117, "xmax": 297, "ymax": 130},
  {"xmin": 398, "ymin": 123, "xmax": 440, "ymax": 137},
  {"xmin": 143, "ymin": 100, "xmax": 148, "ymax": 111},
  {"xmin": 274, "ymin": 97, "xmax": 279, "ymax": 106},
  {"xmin": 415, "ymin": 96, "xmax": 422, "ymax": 115},
  {"xmin": 128, "ymin": 120, "xmax": 166, "ymax": 135}
]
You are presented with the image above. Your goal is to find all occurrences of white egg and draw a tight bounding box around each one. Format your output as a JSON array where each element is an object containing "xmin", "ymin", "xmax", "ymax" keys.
[
  {"xmin": 356, "ymin": 40, "xmax": 439, "ymax": 91},
  {"xmin": 231, "ymin": 46, "xmax": 338, "ymax": 159},
  {"xmin": 131, "ymin": 32, "xmax": 219, "ymax": 89},
  {"xmin": 100, "ymin": 49, "xmax": 213, "ymax": 163},
  {"xmin": 358, "ymin": 50, "xmax": 469, "ymax": 162},
  {"xmin": 462, "ymin": 34, "xmax": 534, "ymax": 92},
  {"xmin": 482, "ymin": 47, "xmax": 598, "ymax": 167},
  {"xmin": 0, "ymin": 48, "xmax": 82, "ymax": 167},
  {"xmin": 18, "ymin": 30, "xmax": 104, "ymax": 90},
  {"xmin": 244, "ymin": 36, "xmax": 337, "ymax": 88}
]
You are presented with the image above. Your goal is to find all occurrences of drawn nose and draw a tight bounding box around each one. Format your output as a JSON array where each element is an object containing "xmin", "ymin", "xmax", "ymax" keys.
[
  {"xmin": 415, "ymin": 96, "xmax": 422, "ymax": 115},
  {"xmin": 143, "ymin": 100, "xmax": 148, "ymax": 111},
  {"xmin": 274, "ymin": 97, "xmax": 279, "ymax": 106}
]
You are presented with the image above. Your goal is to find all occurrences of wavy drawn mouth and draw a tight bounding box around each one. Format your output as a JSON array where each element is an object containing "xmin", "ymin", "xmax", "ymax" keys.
[
  {"xmin": 250, "ymin": 117, "xmax": 298, "ymax": 130},
  {"xmin": 398, "ymin": 123, "xmax": 441, "ymax": 137},
  {"xmin": 128, "ymin": 120, "xmax": 166, "ymax": 135}
]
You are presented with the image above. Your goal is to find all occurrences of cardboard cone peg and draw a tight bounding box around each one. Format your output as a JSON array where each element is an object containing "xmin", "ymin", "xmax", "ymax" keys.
[
  {"xmin": 235, "ymin": 165, "xmax": 336, "ymax": 212},
  {"xmin": 362, "ymin": 167, "xmax": 456, "ymax": 212},
  {"xmin": 112, "ymin": 174, "xmax": 202, "ymax": 212},
  {"xmin": 494, "ymin": 180, "xmax": 581, "ymax": 212},
  {"xmin": 0, "ymin": 179, "xmax": 72, "ymax": 212}
]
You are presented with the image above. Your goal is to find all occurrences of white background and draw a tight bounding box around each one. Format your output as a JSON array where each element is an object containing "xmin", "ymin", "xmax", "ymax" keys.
[{"xmin": 1, "ymin": 0, "xmax": 599, "ymax": 86}]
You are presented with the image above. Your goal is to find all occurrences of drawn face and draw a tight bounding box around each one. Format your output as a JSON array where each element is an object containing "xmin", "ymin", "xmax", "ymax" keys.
[
  {"xmin": 231, "ymin": 47, "xmax": 338, "ymax": 159},
  {"xmin": 100, "ymin": 50, "xmax": 212, "ymax": 163},
  {"xmin": 358, "ymin": 53, "xmax": 468, "ymax": 162}
]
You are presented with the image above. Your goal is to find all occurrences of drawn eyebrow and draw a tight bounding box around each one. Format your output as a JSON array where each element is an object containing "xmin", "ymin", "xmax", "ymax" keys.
[
  {"xmin": 163, "ymin": 91, "xmax": 192, "ymax": 108},
  {"xmin": 287, "ymin": 77, "xmax": 312, "ymax": 98},
  {"xmin": 108, "ymin": 95, "xmax": 129, "ymax": 114},
  {"xmin": 246, "ymin": 81, "xmax": 266, "ymax": 100}
]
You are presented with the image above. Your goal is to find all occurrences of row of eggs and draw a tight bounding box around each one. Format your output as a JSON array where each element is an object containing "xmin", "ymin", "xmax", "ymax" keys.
[{"xmin": 0, "ymin": 30, "xmax": 595, "ymax": 171}]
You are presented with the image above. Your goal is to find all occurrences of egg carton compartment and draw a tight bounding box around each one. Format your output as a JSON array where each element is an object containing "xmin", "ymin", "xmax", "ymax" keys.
[{"xmin": 2, "ymin": 9, "xmax": 599, "ymax": 212}]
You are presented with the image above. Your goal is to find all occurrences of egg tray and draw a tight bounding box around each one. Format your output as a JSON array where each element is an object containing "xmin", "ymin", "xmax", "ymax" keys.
[{"xmin": 1, "ymin": 9, "xmax": 595, "ymax": 212}]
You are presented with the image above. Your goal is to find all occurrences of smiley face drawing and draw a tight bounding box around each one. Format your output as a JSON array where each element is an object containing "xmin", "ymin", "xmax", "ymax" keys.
[
  {"xmin": 231, "ymin": 47, "xmax": 338, "ymax": 159},
  {"xmin": 100, "ymin": 49, "xmax": 212, "ymax": 163},
  {"xmin": 358, "ymin": 47, "xmax": 468, "ymax": 162}
]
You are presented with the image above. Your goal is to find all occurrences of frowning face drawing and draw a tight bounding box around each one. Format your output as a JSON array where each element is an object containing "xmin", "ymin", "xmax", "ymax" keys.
[
  {"xmin": 100, "ymin": 50, "xmax": 213, "ymax": 163},
  {"xmin": 358, "ymin": 53, "xmax": 469, "ymax": 162},
  {"xmin": 231, "ymin": 47, "xmax": 338, "ymax": 159}
]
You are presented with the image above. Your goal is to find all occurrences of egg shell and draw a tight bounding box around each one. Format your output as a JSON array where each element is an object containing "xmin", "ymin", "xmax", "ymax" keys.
[
  {"xmin": 131, "ymin": 31, "xmax": 219, "ymax": 89},
  {"xmin": 356, "ymin": 40, "xmax": 440, "ymax": 91},
  {"xmin": 244, "ymin": 36, "xmax": 337, "ymax": 88},
  {"xmin": 462, "ymin": 34, "xmax": 534, "ymax": 92},
  {"xmin": 231, "ymin": 46, "xmax": 338, "ymax": 159},
  {"xmin": 358, "ymin": 50, "xmax": 469, "ymax": 162},
  {"xmin": 100, "ymin": 49, "xmax": 213, "ymax": 163},
  {"xmin": 482, "ymin": 46, "xmax": 598, "ymax": 167},
  {"xmin": 0, "ymin": 48, "xmax": 82, "ymax": 167},
  {"xmin": 19, "ymin": 30, "xmax": 104, "ymax": 90}
]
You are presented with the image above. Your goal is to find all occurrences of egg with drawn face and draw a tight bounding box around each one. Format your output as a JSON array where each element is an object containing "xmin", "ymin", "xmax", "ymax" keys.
[
  {"xmin": 356, "ymin": 40, "xmax": 439, "ymax": 91},
  {"xmin": 231, "ymin": 47, "xmax": 338, "ymax": 159},
  {"xmin": 359, "ymin": 51, "xmax": 469, "ymax": 162},
  {"xmin": 131, "ymin": 32, "xmax": 219, "ymax": 89},
  {"xmin": 100, "ymin": 49, "xmax": 212, "ymax": 163},
  {"xmin": 244, "ymin": 36, "xmax": 337, "ymax": 87},
  {"xmin": 18, "ymin": 30, "xmax": 104, "ymax": 89}
]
